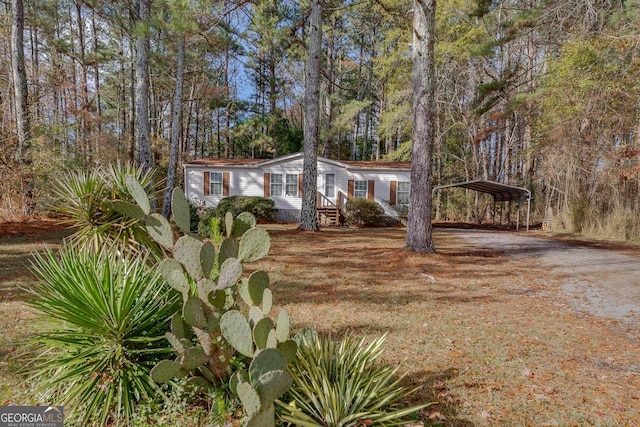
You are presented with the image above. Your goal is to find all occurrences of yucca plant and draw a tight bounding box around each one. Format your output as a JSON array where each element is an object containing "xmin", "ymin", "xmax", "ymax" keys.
[
  {"xmin": 50, "ymin": 162, "xmax": 163, "ymax": 256},
  {"xmin": 276, "ymin": 330, "xmax": 431, "ymax": 426},
  {"xmin": 27, "ymin": 247, "xmax": 181, "ymax": 426}
]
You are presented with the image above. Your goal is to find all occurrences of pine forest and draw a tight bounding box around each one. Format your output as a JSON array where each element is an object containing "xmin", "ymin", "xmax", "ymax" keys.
[{"xmin": 1, "ymin": 0, "xmax": 640, "ymax": 239}]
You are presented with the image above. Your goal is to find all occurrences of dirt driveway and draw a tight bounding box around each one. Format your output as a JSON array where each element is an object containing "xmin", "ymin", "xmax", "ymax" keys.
[{"xmin": 452, "ymin": 229, "xmax": 640, "ymax": 327}]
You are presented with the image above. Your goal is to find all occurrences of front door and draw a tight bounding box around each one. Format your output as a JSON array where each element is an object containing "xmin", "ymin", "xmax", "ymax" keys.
[{"xmin": 324, "ymin": 173, "xmax": 335, "ymax": 201}]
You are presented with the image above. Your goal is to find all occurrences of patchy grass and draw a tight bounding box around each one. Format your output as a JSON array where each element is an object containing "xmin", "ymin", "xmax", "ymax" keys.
[
  {"xmin": 0, "ymin": 219, "xmax": 70, "ymax": 404},
  {"xmin": 1, "ymin": 220, "xmax": 640, "ymax": 425}
]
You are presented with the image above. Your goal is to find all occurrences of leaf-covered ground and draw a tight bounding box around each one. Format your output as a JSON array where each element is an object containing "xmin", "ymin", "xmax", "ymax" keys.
[
  {"xmin": 257, "ymin": 225, "xmax": 640, "ymax": 426},
  {"xmin": 1, "ymin": 219, "xmax": 639, "ymax": 425}
]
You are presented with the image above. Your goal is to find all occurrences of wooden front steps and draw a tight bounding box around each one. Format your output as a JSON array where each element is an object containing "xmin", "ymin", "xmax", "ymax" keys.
[
  {"xmin": 317, "ymin": 206, "xmax": 340, "ymax": 226},
  {"xmin": 316, "ymin": 191, "xmax": 346, "ymax": 226}
]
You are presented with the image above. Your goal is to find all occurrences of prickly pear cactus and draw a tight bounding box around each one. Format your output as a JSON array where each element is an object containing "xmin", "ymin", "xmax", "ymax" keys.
[{"xmin": 120, "ymin": 177, "xmax": 296, "ymax": 426}]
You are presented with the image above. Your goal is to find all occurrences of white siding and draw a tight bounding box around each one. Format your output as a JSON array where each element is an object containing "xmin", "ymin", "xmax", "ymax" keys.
[
  {"xmin": 185, "ymin": 167, "xmax": 263, "ymax": 207},
  {"xmin": 261, "ymin": 158, "xmax": 304, "ymax": 210},
  {"xmin": 337, "ymin": 170, "xmax": 411, "ymax": 216}
]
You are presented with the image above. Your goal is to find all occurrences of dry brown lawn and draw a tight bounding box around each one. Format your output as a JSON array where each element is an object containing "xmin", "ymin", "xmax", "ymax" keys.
[
  {"xmin": 1, "ymin": 219, "xmax": 639, "ymax": 425},
  {"xmin": 256, "ymin": 225, "xmax": 640, "ymax": 426}
]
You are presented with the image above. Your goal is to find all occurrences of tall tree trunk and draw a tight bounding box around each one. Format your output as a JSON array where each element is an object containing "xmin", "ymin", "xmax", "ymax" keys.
[
  {"xmin": 184, "ymin": 82, "xmax": 196, "ymax": 159},
  {"xmin": 299, "ymin": 0, "xmax": 322, "ymax": 231},
  {"xmin": 30, "ymin": 25, "xmax": 40, "ymax": 121},
  {"xmin": 92, "ymin": 10, "xmax": 102, "ymax": 136},
  {"xmin": 11, "ymin": 0, "xmax": 35, "ymax": 215},
  {"xmin": 406, "ymin": 0, "xmax": 436, "ymax": 253},
  {"xmin": 322, "ymin": 14, "xmax": 335, "ymax": 159},
  {"xmin": 162, "ymin": 35, "xmax": 185, "ymax": 219},
  {"xmin": 75, "ymin": 1, "xmax": 91, "ymax": 160},
  {"xmin": 136, "ymin": 0, "xmax": 153, "ymax": 174},
  {"xmin": 128, "ymin": 11, "xmax": 136, "ymax": 162}
]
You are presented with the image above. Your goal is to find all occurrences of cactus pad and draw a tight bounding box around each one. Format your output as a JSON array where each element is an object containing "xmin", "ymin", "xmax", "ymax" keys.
[
  {"xmin": 246, "ymin": 404, "xmax": 275, "ymax": 427},
  {"xmin": 238, "ymin": 227, "xmax": 270, "ymax": 263},
  {"xmin": 266, "ymin": 329, "xmax": 278, "ymax": 348},
  {"xmin": 111, "ymin": 200, "xmax": 146, "ymax": 222},
  {"xmin": 168, "ymin": 269, "xmax": 190, "ymax": 296},
  {"xmin": 174, "ymin": 235, "xmax": 205, "ymax": 279},
  {"xmin": 150, "ymin": 360, "xmax": 182, "ymax": 384},
  {"xmin": 165, "ymin": 331, "xmax": 187, "ymax": 353},
  {"xmin": 159, "ymin": 259, "xmax": 188, "ymax": 293},
  {"xmin": 217, "ymin": 258, "xmax": 243, "ymax": 290},
  {"xmin": 171, "ymin": 187, "xmax": 192, "ymax": 234},
  {"xmin": 200, "ymin": 241, "xmax": 216, "ymax": 278},
  {"xmin": 218, "ymin": 237, "xmax": 239, "ymax": 265},
  {"xmin": 275, "ymin": 310, "xmax": 290, "ymax": 342},
  {"xmin": 170, "ymin": 313, "xmax": 188, "ymax": 339},
  {"xmin": 249, "ymin": 348, "xmax": 286, "ymax": 384},
  {"xmin": 196, "ymin": 278, "xmax": 216, "ymax": 302},
  {"xmin": 233, "ymin": 212, "xmax": 256, "ymax": 237},
  {"xmin": 220, "ymin": 310, "xmax": 254, "ymax": 357},
  {"xmin": 225, "ymin": 212, "xmax": 234, "ymax": 238},
  {"xmin": 237, "ymin": 380, "xmax": 261, "ymax": 418},
  {"xmin": 277, "ymin": 340, "xmax": 298, "ymax": 365},
  {"xmin": 261, "ymin": 288, "xmax": 273, "ymax": 315},
  {"xmin": 146, "ymin": 213, "xmax": 175, "ymax": 249},
  {"xmin": 253, "ymin": 317, "xmax": 275, "ymax": 349},
  {"xmin": 207, "ymin": 311, "xmax": 221, "ymax": 333},
  {"xmin": 230, "ymin": 370, "xmax": 249, "ymax": 395},
  {"xmin": 193, "ymin": 327, "xmax": 213, "ymax": 356},
  {"xmin": 249, "ymin": 306, "xmax": 264, "ymax": 326},
  {"xmin": 183, "ymin": 297, "xmax": 207, "ymax": 329},
  {"xmin": 125, "ymin": 174, "xmax": 151, "ymax": 214},
  {"xmin": 181, "ymin": 346, "xmax": 208, "ymax": 371},
  {"xmin": 248, "ymin": 270, "xmax": 269, "ymax": 305},
  {"xmin": 208, "ymin": 289, "xmax": 227, "ymax": 309},
  {"xmin": 256, "ymin": 370, "xmax": 293, "ymax": 408},
  {"xmin": 184, "ymin": 376, "xmax": 210, "ymax": 391}
]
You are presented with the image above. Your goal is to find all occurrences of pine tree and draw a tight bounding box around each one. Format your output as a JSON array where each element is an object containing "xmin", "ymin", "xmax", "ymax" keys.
[{"xmin": 406, "ymin": 0, "xmax": 436, "ymax": 253}]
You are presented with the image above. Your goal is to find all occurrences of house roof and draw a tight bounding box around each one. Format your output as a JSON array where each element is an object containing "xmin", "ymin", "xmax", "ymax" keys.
[
  {"xmin": 186, "ymin": 158, "xmax": 265, "ymax": 166},
  {"xmin": 342, "ymin": 160, "xmax": 411, "ymax": 169},
  {"xmin": 183, "ymin": 152, "xmax": 411, "ymax": 171}
]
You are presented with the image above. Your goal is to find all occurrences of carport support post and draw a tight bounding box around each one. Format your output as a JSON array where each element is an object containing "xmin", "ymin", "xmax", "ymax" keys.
[{"xmin": 526, "ymin": 193, "xmax": 531, "ymax": 232}]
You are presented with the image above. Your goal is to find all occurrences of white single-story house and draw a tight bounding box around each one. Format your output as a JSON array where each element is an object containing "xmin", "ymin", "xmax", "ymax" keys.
[{"xmin": 183, "ymin": 152, "xmax": 411, "ymax": 223}]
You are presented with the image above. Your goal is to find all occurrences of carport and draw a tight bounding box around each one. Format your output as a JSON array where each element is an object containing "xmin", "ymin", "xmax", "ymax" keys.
[{"xmin": 432, "ymin": 180, "xmax": 531, "ymax": 231}]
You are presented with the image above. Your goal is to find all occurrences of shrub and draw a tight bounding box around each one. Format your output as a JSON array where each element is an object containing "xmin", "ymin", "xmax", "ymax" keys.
[
  {"xmin": 188, "ymin": 199, "xmax": 202, "ymax": 233},
  {"xmin": 49, "ymin": 162, "xmax": 163, "ymax": 256},
  {"xmin": 27, "ymin": 247, "xmax": 180, "ymax": 426},
  {"xmin": 277, "ymin": 330, "xmax": 430, "ymax": 426},
  {"xmin": 344, "ymin": 198, "xmax": 385, "ymax": 226},
  {"xmin": 214, "ymin": 196, "xmax": 275, "ymax": 223},
  {"xmin": 197, "ymin": 208, "xmax": 220, "ymax": 239}
]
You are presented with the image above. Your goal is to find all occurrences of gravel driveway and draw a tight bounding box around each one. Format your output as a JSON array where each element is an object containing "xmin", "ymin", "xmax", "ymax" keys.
[{"xmin": 452, "ymin": 229, "xmax": 640, "ymax": 325}]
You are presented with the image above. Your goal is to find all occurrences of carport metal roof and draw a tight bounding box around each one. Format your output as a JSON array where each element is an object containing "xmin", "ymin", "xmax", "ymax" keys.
[{"xmin": 432, "ymin": 180, "xmax": 531, "ymax": 230}]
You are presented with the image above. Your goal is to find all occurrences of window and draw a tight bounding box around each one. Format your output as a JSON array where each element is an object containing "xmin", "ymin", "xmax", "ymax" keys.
[
  {"xmin": 354, "ymin": 180, "xmax": 368, "ymax": 199},
  {"xmin": 210, "ymin": 172, "xmax": 223, "ymax": 195},
  {"xmin": 325, "ymin": 174, "xmax": 335, "ymax": 198},
  {"xmin": 270, "ymin": 174, "xmax": 283, "ymax": 196},
  {"xmin": 285, "ymin": 174, "xmax": 298, "ymax": 197},
  {"xmin": 397, "ymin": 181, "xmax": 410, "ymax": 205}
]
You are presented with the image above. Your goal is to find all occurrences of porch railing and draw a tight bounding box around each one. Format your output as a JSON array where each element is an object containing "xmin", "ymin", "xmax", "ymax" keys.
[{"xmin": 316, "ymin": 191, "xmax": 347, "ymax": 225}]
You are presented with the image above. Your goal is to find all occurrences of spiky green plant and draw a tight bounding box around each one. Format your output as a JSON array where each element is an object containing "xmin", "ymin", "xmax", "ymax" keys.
[
  {"xmin": 276, "ymin": 331, "xmax": 431, "ymax": 426},
  {"xmin": 49, "ymin": 162, "xmax": 162, "ymax": 256},
  {"xmin": 27, "ymin": 247, "xmax": 181, "ymax": 426},
  {"xmin": 115, "ymin": 178, "xmax": 296, "ymax": 426}
]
